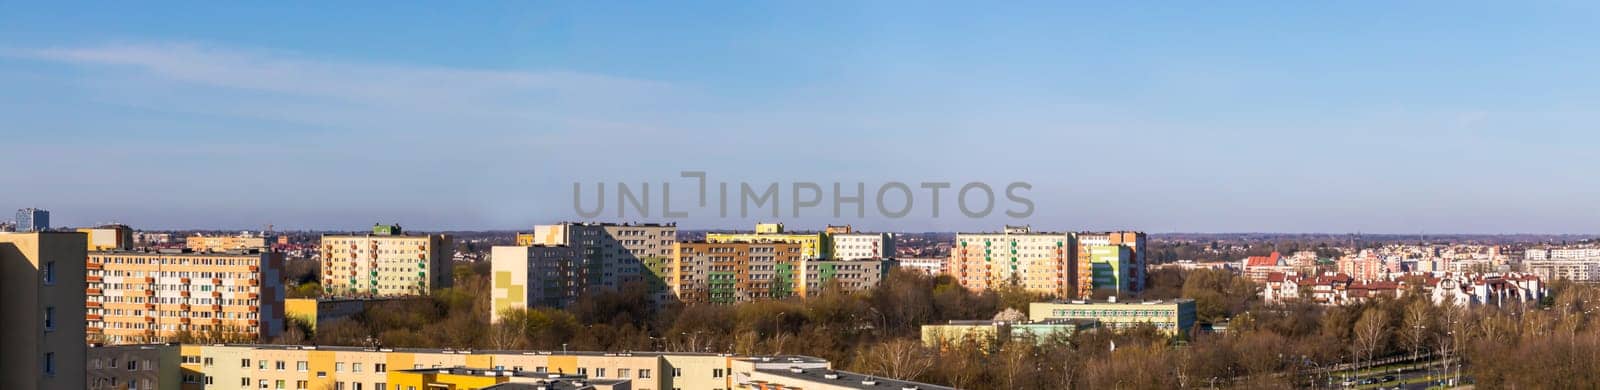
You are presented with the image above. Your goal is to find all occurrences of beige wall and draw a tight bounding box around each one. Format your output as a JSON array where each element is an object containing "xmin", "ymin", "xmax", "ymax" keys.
[{"xmin": 0, "ymin": 232, "xmax": 88, "ymax": 390}]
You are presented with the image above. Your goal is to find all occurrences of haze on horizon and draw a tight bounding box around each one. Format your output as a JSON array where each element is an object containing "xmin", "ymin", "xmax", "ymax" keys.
[{"xmin": 2, "ymin": 2, "xmax": 1598, "ymax": 234}]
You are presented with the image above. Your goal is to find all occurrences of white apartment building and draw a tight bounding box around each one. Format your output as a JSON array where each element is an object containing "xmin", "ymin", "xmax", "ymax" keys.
[{"xmin": 830, "ymin": 232, "xmax": 895, "ymax": 260}]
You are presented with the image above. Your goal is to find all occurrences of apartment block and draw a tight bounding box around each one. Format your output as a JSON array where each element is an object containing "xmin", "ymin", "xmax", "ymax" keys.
[
  {"xmin": 490, "ymin": 244, "xmax": 582, "ymax": 320},
  {"xmin": 1078, "ymin": 231, "xmax": 1147, "ymax": 292},
  {"xmin": 320, "ymin": 224, "xmax": 452, "ymax": 297},
  {"xmin": 825, "ymin": 225, "xmax": 896, "ymax": 260},
  {"xmin": 87, "ymin": 343, "xmax": 181, "ymax": 390},
  {"xmin": 187, "ymin": 232, "xmax": 272, "ymax": 252},
  {"xmin": 673, "ymin": 241, "xmax": 804, "ymax": 304},
  {"xmin": 800, "ymin": 258, "xmax": 889, "ymax": 293},
  {"xmin": 706, "ymin": 223, "xmax": 831, "ymax": 260},
  {"xmin": 948, "ymin": 225, "xmax": 1080, "ymax": 297},
  {"xmin": 1081, "ymin": 245, "xmax": 1132, "ymax": 294},
  {"xmin": 80, "ymin": 224, "xmax": 135, "ymax": 251},
  {"xmin": 0, "ymin": 231, "xmax": 88, "ymax": 390},
  {"xmin": 522, "ymin": 222, "xmax": 678, "ymax": 300},
  {"xmin": 86, "ymin": 249, "xmax": 286, "ymax": 344},
  {"xmin": 1028, "ymin": 299, "xmax": 1196, "ymax": 338},
  {"xmin": 895, "ymin": 257, "xmax": 947, "ymax": 276}
]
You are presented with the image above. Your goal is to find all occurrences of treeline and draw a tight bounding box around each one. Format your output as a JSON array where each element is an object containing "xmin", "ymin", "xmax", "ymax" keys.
[{"xmin": 279, "ymin": 262, "xmax": 1600, "ymax": 389}]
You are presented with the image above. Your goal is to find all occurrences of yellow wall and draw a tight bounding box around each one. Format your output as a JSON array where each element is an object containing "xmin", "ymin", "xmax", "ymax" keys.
[{"xmin": 285, "ymin": 298, "xmax": 319, "ymax": 327}]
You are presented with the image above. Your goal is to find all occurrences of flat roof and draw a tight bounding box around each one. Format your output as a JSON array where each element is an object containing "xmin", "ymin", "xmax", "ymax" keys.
[{"xmin": 753, "ymin": 367, "xmax": 958, "ymax": 390}]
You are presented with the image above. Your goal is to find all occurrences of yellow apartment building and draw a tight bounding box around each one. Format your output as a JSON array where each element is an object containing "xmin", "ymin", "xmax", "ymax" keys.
[
  {"xmin": 320, "ymin": 224, "xmax": 453, "ymax": 297},
  {"xmin": 0, "ymin": 231, "xmax": 89, "ymax": 390},
  {"xmin": 86, "ymin": 249, "xmax": 286, "ymax": 344}
]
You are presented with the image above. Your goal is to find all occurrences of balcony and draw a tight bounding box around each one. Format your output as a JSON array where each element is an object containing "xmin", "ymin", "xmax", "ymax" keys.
[
  {"xmin": 248, "ymin": 279, "xmax": 260, "ymax": 286},
  {"xmin": 141, "ymin": 277, "xmax": 155, "ymax": 284},
  {"xmin": 143, "ymin": 303, "xmax": 155, "ymax": 310},
  {"xmin": 86, "ymin": 288, "xmax": 102, "ymax": 296},
  {"xmin": 179, "ymin": 304, "xmax": 191, "ymax": 311},
  {"xmin": 212, "ymin": 278, "xmax": 222, "ymax": 285},
  {"xmin": 248, "ymin": 265, "xmax": 259, "ymax": 272},
  {"xmin": 248, "ymin": 306, "xmax": 259, "ymax": 313},
  {"xmin": 86, "ymin": 275, "xmax": 103, "ymax": 283},
  {"xmin": 86, "ymin": 301, "xmax": 102, "ymax": 308},
  {"xmin": 86, "ymin": 314, "xmax": 102, "ymax": 321},
  {"xmin": 143, "ymin": 316, "xmax": 156, "ymax": 323},
  {"xmin": 209, "ymin": 305, "xmax": 222, "ymax": 312},
  {"xmin": 180, "ymin": 317, "xmax": 191, "ymax": 324},
  {"xmin": 180, "ymin": 277, "xmax": 191, "ymax": 284},
  {"xmin": 180, "ymin": 291, "xmax": 191, "ymax": 298},
  {"xmin": 211, "ymin": 291, "xmax": 222, "ymax": 298},
  {"xmin": 86, "ymin": 262, "xmax": 103, "ymax": 270}
]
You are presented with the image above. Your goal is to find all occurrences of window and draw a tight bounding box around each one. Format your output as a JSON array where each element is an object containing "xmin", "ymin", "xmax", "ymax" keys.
[
  {"xmin": 673, "ymin": 368, "xmax": 681, "ymax": 377},
  {"xmin": 242, "ymin": 359, "xmax": 251, "ymax": 368},
  {"xmin": 618, "ymin": 368, "xmax": 630, "ymax": 378},
  {"xmin": 336, "ymin": 362, "xmax": 345, "ymax": 372},
  {"xmin": 296, "ymin": 380, "xmax": 308, "ymax": 389},
  {"xmin": 375, "ymin": 363, "xmax": 386, "ymax": 373},
  {"xmin": 44, "ymin": 307, "xmax": 54, "ymax": 331},
  {"xmin": 275, "ymin": 379, "xmax": 285, "ymax": 389},
  {"xmin": 353, "ymin": 363, "xmax": 363, "ymax": 372},
  {"xmin": 276, "ymin": 361, "xmax": 286, "ymax": 371},
  {"xmin": 317, "ymin": 371, "xmax": 327, "ymax": 378},
  {"xmin": 297, "ymin": 361, "xmax": 307, "ymax": 372},
  {"xmin": 713, "ymin": 368, "xmax": 724, "ymax": 378},
  {"xmin": 205, "ymin": 357, "xmax": 214, "ymax": 366},
  {"xmin": 596, "ymin": 368, "xmax": 606, "ymax": 378},
  {"xmin": 577, "ymin": 367, "xmax": 587, "ymax": 375},
  {"xmin": 376, "ymin": 383, "xmax": 386, "ymax": 390},
  {"xmin": 43, "ymin": 261, "xmax": 55, "ymax": 284},
  {"xmin": 43, "ymin": 352, "xmax": 55, "ymax": 375},
  {"xmin": 639, "ymin": 369, "xmax": 652, "ymax": 379}
]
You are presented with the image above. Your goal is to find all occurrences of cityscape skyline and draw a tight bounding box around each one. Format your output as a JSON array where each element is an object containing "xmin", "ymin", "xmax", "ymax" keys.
[{"xmin": 5, "ymin": 2, "xmax": 1600, "ymax": 233}]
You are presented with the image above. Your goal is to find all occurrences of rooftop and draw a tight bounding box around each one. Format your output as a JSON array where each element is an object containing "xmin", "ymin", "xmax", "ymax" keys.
[{"xmin": 751, "ymin": 367, "xmax": 958, "ymax": 390}]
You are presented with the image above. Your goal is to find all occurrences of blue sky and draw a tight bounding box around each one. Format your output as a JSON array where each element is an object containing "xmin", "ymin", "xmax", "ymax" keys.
[{"xmin": 2, "ymin": 2, "xmax": 1598, "ymax": 233}]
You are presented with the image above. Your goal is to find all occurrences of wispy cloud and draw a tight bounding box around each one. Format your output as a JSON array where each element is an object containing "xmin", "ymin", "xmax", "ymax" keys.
[{"xmin": 7, "ymin": 42, "xmax": 683, "ymax": 138}]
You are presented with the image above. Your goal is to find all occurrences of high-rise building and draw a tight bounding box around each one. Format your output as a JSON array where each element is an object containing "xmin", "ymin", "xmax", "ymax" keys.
[
  {"xmin": 319, "ymin": 224, "xmax": 452, "ymax": 297},
  {"xmin": 1078, "ymin": 231, "xmax": 1147, "ymax": 292},
  {"xmin": 949, "ymin": 225, "xmax": 1080, "ymax": 297},
  {"xmin": 520, "ymin": 222, "xmax": 678, "ymax": 301},
  {"xmin": 15, "ymin": 207, "xmax": 50, "ymax": 232},
  {"xmin": 79, "ymin": 224, "xmax": 135, "ymax": 251},
  {"xmin": 1080, "ymin": 245, "xmax": 1133, "ymax": 294},
  {"xmin": 0, "ymin": 231, "xmax": 88, "ymax": 390},
  {"xmin": 490, "ymin": 244, "xmax": 582, "ymax": 320},
  {"xmin": 86, "ymin": 249, "xmax": 285, "ymax": 344},
  {"xmin": 673, "ymin": 241, "xmax": 804, "ymax": 304},
  {"xmin": 671, "ymin": 241, "xmax": 890, "ymax": 304}
]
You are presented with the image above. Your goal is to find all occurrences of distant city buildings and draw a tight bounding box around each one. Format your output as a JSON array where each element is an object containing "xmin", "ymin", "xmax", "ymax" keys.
[
  {"xmin": 319, "ymin": 224, "xmax": 452, "ymax": 297},
  {"xmin": 1261, "ymin": 271, "xmax": 1545, "ymax": 306},
  {"xmin": 15, "ymin": 207, "xmax": 50, "ymax": 232},
  {"xmin": 85, "ymin": 248, "xmax": 286, "ymax": 344},
  {"xmin": 0, "ymin": 231, "xmax": 88, "ymax": 390}
]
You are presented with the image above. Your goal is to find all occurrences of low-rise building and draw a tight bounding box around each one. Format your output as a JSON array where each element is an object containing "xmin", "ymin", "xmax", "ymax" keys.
[
  {"xmin": 81, "ymin": 343, "xmax": 953, "ymax": 390},
  {"xmin": 79, "ymin": 224, "xmax": 135, "ymax": 251},
  {"xmin": 186, "ymin": 232, "xmax": 272, "ymax": 252},
  {"xmin": 1028, "ymin": 299, "xmax": 1196, "ymax": 338},
  {"xmin": 921, "ymin": 318, "xmax": 1095, "ymax": 349},
  {"xmin": 732, "ymin": 356, "xmax": 958, "ymax": 390},
  {"xmin": 894, "ymin": 257, "xmax": 947, "ymax": 276}
]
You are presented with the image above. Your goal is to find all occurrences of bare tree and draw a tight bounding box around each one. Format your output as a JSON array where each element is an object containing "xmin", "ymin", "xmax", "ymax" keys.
[
  {"xmin": 856, "ymin": 338, "xmax": 935, "ymax": 381},
  {"xmin": 1400, "ymin": 298, "xmax": 1433, "ymax": 361},
  {"xmin": 1351, "ymin": 308, "xmax": 1390, "ymax": 372}
]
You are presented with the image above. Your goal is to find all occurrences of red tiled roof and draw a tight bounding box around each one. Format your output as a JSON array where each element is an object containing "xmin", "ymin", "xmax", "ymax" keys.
[{"xmin": 1246, "ymin": 251, "xmax": 1283, "ymax": 267}]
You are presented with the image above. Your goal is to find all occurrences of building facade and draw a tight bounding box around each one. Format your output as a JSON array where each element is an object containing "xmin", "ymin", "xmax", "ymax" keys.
[
  {"xmin": 86, "ymin": 249, "xmax": 286, "ymax": 344},
  {"xmin": 15, "ymin": 207, "xmax": 49, "ymax": 232},
  {"xmin": 949, "ymin": 226, "xmax": 1080, "ymax": 297},
  {"xmin": 895, "ymin": 257, "xmax": 947, "ymax": 276},
  {"xmin": 490, "ymin": 244, "xmax": 582, "ymax": 320},
  {"xmin": 1082, "ymin": 245, "xmax": 1133, "ymax": 294},
  {"xmin": 521, "ymin": 222, "xmax": 678, "ymax": 301},
  {"xmin": 1078, "ymin": 231, "xmax": 1147, "ymax": 292},
  {"xmin": 673, "ymin": 241, "xmax": 804, "ymax": 304},
  {"xmin": 0, "ymin": 231, "xmax": 88, "ymax": 390},
  {"xmin": 825, "ymin": 225, "xmax": 896, "ymax": 260},
  {"xmin": 320, "ymin": 224, "xmax": 453, "ymax": 297},
  {"xmin": 187, "ymin": 232, "xmax": 272, "ymax": 253},
  {"xmin": 87, "ymin": 343, "xmax": 182, "ymax": 390},
  {"xmin": 80, "ymin": 224, "xmax": 136, "ymax": 251},
  {"xmin": 1028, "ymin": 299, "xmax": 1196, "ymax": 338},
  {"xmin": 705, "ymin": 223, "xmax": 831, "ymax": 260}
]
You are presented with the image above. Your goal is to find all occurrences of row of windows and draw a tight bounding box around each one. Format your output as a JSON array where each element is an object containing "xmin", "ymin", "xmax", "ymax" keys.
[{"xmin": 90, "ymin": 257, "xmax": 260, "ymax": 266}]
